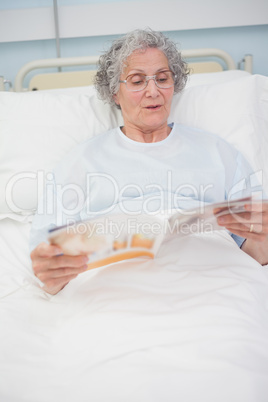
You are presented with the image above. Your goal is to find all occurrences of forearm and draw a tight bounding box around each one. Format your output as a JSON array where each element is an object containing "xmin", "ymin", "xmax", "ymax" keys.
[{"xmin": 241, "ymin": 237, "xmax": 268, "ymax": 266}]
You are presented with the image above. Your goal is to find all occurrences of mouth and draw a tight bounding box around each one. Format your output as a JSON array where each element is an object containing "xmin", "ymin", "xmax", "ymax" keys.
[{"xmin": 145, "ymin": 105, "xmax": 162, "ymax": 110}]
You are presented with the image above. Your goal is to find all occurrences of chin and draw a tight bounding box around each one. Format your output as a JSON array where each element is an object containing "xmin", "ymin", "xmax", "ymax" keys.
[{"xmin": 142, "ymin": 116, "xmax": 168, "ymax": 129}]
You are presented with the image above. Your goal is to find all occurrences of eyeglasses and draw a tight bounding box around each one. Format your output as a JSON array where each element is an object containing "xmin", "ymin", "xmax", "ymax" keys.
[{"xmin": 119, "ymin": 70, "xmax": 176, "ymax": 92}]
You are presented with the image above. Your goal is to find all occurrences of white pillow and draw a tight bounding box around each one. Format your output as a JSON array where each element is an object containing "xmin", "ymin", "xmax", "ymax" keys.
[
  {"xmin": 186, "ymin": 70, "xmax": 250, "ymax": 87},
  {"xmin": 0, "ymin": 72, "xmax": 267, "ymax": 221},
  {"xmin": 0, "ymin": 89, "xmax": 123, "ymax": 220},
  {"xmin": 169, "ymin": 74, "xmax": 268, "ymax": 194}
]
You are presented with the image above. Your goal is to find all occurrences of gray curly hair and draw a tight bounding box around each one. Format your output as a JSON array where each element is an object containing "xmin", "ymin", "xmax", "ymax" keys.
[{"xmin": 94, "ymin": 28, "xmax": 189, "ymax": 109}]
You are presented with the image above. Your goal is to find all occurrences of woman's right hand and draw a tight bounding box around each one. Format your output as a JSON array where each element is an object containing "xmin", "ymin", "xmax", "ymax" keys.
[{"xmin": 30, "ymin": 242, "xmax": 89, "ymax": 295}]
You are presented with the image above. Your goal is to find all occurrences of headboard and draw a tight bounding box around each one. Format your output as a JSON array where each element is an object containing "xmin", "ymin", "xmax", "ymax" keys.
[{"xmin": 14, "ymin": 48, "xmax": 252, "ymax": 92}]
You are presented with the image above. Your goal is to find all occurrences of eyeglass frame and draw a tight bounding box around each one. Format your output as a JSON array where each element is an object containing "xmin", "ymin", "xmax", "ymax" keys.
[{"xmin": 119, "ymin": 70, "xmax": 177, "ymax": 92}]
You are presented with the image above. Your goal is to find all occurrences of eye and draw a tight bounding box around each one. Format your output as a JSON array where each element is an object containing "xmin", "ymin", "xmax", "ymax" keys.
[
  {"xmin": 156, "ymin": 72, "xmax": 169, "ymax": 83},
  {"xmin": 128, "ymin": 74, "xmax": 145, "ymax": 85}
]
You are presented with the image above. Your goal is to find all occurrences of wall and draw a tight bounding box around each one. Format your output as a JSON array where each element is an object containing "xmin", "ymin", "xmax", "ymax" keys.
[{"xmin": 0, "ymin": 0, "xmax": 267, "ymax": 89}]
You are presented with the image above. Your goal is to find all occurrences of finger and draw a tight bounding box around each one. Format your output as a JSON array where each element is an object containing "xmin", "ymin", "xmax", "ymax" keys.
[
  {"xmin": 37, "ymin": 264, "xmax": 88, "ymax": 282},
  {"xmin": 34, "ymin": 254, "xmax": 89, "ymax": 274},
  {"xmin": 223, "ymin": 222, "xmax": 264, "ymax": 234},
  {"xmin": 219, "ymin": 211, "xmax": 252, "ymax": 221},
  {"xmin": 226, "ymin": 227, "xmax": 267, "ymax": 242},
  {"xmin": 42, "ymin": 273, "xmax": 80, "ymax": 292},
  {"xmin": 217, "ymin": 214, "xmax": 268, "ymax": 235},
  {"xmin": 244, "ymin": 201, "xmax": 268, "ymax": 213},
  {"xmin": 213, "ymin": 206, "xmax": 246, "ymax": 216},
  {"xmin": 51, "ymin": 265, "xmax": 89, "ymax": 279},
  {"xmin": 48, "ymin": 255, "xmax": 89, "ymax": 270},
  {"xmin": 217, "ymin": 211, "xmax": 264, "ymax": 226},
  {"xmin": 31, "ymin": 242, "xmax": 62, "ymax": 260},
  {"xmin": 213, "ymin": 206, "xmax": 230, "ymax": 215}
]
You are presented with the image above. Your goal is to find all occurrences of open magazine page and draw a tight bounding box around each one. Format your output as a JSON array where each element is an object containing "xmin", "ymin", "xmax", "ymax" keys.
[
  {"xmin": 48, "ymin": 196, "xmax": 254, "ymax": 270},
  {"xmin": 167, "ymin": 196, "xmax": 253, "ymax": 237},
  {"xmin": 48, "ymin": 214, "xmax": 166, "ymax": 270}
]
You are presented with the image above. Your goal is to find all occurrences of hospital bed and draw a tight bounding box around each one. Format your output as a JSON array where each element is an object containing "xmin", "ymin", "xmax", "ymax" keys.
[
  {"xmin": 0, "ymin": 48, "xmax": 268, "ymax": 402},
  {"xmin": 13, "ymin": 48, "xmax": 252, "ymax": 91}
]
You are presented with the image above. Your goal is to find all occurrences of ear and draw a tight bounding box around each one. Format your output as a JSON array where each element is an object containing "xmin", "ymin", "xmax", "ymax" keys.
[{"xmin": 113, "ymin": 93, "xmax": 120, "ymax": 106}]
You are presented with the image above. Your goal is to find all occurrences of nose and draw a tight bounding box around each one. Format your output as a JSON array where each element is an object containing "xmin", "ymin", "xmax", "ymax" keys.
[{"xmin": 145, "ymin": 77, "xmax": 159, "ymax": 97}]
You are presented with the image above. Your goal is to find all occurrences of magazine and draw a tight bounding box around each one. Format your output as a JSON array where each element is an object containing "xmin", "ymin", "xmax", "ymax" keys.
[{"xmin": 48, "ymin": 196, "xmax": 252, "ymax": 270}]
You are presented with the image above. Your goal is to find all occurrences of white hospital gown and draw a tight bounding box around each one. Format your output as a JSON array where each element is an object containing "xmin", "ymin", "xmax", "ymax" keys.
[{"xmin": 29, "ymin": 123, "xmax": 258, "ymax": 251}]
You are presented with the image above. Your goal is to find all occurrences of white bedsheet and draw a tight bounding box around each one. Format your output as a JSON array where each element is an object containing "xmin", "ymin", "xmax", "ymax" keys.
[{"xmin": 1, "ymin": 219, "xmax": 268, "ymax": 402}]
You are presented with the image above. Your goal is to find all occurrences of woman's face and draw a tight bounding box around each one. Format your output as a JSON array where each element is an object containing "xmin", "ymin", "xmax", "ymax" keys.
[{"xmin": 114, "ymin": 48, "xmax": 174, "ymax": 134}]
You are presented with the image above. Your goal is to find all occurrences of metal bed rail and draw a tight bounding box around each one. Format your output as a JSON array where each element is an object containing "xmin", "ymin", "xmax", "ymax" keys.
[{"xmin": 14, "ymin": 48, "xmax": 252, "ymax": 92}]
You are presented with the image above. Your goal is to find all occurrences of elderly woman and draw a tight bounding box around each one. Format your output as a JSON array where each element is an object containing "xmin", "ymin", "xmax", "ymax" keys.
[{"xmin": 30, "ymin": 29, "xmax": 268, "ymax": 295}]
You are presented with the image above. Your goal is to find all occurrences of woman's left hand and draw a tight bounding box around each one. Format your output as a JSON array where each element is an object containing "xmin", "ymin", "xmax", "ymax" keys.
[
  {"xmin": 216, "ymin": 201, "xmax": 268, "ymax": 242},
  {"xmin": 216, "ymin": 201, "xmax": 268, "ymax": 265}
]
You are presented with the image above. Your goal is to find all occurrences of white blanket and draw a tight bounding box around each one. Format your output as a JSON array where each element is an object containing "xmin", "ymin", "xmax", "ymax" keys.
[{"xmin": 1, "ymin": 220, "xmax": 268, "ymax": 402}]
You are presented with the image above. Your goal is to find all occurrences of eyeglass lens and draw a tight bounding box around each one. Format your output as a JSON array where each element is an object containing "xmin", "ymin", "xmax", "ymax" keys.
[{"xmin": 126, "ymin": 71, "xmax": 174, "ymax": 91}]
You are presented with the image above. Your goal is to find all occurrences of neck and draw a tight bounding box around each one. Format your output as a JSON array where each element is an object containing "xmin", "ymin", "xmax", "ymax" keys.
[{"xmin": 121, "ymin": 123, "xmax": 171, "ymax": 143}]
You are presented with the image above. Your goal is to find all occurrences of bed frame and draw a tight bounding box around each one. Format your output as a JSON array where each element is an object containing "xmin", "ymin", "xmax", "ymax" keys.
[{"xmin": 14, "ymin": 49, "xmax": 253, "ymax": 92}]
